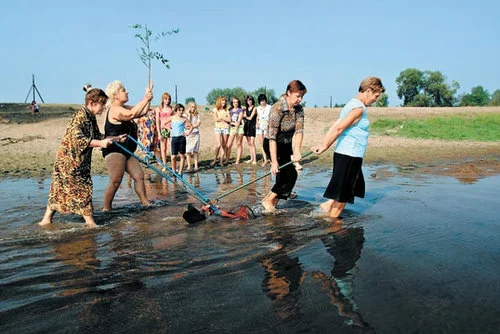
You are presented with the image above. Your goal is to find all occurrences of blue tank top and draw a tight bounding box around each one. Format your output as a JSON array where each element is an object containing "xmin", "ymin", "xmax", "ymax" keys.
[
  {"xmin": 334, "ymin": 98, "xmax": 369, "ymax": 158},
  {"xmin": 171, "ymin": 118, "xmax": 185, "ymax": 137}
]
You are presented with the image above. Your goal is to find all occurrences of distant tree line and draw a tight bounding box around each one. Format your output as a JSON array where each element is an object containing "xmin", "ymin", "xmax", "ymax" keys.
[
  {"xmin": 202, "ymin": 69, "xmax": 499, "ymax": 108},
  {"xmin": 396, "ymin": 68, "xmax": 500, "ymax": 107},
  {"xmin": 205, "ymin": 87, "xmax": 278, "ymax": 106}
]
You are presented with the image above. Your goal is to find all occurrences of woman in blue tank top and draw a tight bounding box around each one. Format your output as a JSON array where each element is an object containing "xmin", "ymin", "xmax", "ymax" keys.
[{"xmin": 312, "ymin": 77, "xmax": 385, "ymax": 218}]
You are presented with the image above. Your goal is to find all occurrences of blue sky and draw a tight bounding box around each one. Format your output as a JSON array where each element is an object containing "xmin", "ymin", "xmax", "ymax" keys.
[{"xmin": 1, "ymin": 0, "xmax": 499, "ymax": 106}]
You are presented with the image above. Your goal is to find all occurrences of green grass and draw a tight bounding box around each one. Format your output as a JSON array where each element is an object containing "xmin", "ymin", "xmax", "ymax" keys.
[{"xmin": 371, "ymin": 114, "xmax": 500, "ymax": 141}]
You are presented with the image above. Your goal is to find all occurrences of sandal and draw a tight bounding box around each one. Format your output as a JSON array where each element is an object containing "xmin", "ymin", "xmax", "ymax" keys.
[{"xmin": 209, "ymin": 161, "xmax": 216, "ymax": 168}]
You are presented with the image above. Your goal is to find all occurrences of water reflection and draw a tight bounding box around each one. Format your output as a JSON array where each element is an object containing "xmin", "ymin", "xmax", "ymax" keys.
[
  {"xmin": 185, "ymin": 172, "xmax": 200, "ymax": 188},
  {"xmin": 1, "ymin": 172, "xmax": 499, "ymax": 333},
  {"xmin": 245, "ymin": 169, "xmax": 258, "ymax": 198},
  {"xmin": 322, "ymin": 221, "xmax": 364, "ymax": 279},
  {"xmin": 314, "ymin": 220, "xmax": 373, "ymax": 331},
  {"xmin": 214, "ymin": 169, "xmax": 241, "ymax": 194},
  {"xmin": 261, "ymin": 252, "xmax": 306, "ymax": 320},
  {"xmin": 52, "ymin": 234, "xmax": 99, "ymax": 271},
  {"xmin": 260, "ymin": 217, "xmax": 305, "ymax": 320},
  {"xmin": 260, "ymin": 218, "xmax": 373, "ymax": 330}
]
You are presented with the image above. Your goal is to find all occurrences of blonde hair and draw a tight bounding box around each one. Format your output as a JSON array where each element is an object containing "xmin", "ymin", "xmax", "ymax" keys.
[
  {"xmin": 105, "ymin": 80, "xmax": 124, "ymax": 102},
  {"xmin": 187, "ymin": 101, "xmax": 198, "ymax": 116},
  {"xmin": 359, "ymin": 76, "xmax": 385, "ymax": 93}
]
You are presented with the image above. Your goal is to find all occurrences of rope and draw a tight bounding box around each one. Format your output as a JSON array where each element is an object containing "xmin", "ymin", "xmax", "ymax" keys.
[{"xmin": 213, "ymin": 151, "xmax": 314, "ymax": 202}]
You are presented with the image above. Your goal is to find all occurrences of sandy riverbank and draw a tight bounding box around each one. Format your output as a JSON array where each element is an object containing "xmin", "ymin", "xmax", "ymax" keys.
[{"xmin": 1, "ymin": 104, "xmax": 499, "ymax": 182}]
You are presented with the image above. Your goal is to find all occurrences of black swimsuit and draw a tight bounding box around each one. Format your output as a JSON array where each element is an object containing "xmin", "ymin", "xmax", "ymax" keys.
[{"xmin": 102, "ymin": 108, "xmax": 138, "ymax": 159}]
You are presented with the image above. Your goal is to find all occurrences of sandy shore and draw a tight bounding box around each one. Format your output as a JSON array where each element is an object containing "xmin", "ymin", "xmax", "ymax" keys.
[{"xmin": 1, "ymin": 104, "xmax": 499, "ymax": 181}]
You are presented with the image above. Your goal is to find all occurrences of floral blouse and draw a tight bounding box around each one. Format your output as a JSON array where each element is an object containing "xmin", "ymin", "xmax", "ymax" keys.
[{"xmin": 266, "ymin": 96, "xmax": 304, "ymax": 144}]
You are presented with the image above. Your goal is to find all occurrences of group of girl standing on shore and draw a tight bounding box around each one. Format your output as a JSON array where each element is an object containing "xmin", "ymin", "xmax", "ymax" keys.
[
  {"xmin": 210, "ymin": 93, "xmax": 272, "ymax": 168},
  {"xmin": 140, "ymin": 92, "xmax": 201, "ymax": 173},
  {"xmin": 39, "ymin": 76, "xmax": 385, "ymax": 228}
]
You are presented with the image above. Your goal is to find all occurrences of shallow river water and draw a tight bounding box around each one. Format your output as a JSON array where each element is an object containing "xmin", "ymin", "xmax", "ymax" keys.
[{"xmin": 1, "ymin": 164, "xmax": 499, "ymax": 333}]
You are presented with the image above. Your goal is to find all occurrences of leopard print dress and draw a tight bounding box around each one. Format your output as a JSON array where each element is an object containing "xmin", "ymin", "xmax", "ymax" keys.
[{"xmin": 47, "ymin": 106, "xmax": 103, "ymax": 216}]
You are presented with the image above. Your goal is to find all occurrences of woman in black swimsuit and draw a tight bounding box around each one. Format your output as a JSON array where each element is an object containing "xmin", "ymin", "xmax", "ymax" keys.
[{"xmin": 102, "ymin": 80, "xmax": 153, "ymax": 211}]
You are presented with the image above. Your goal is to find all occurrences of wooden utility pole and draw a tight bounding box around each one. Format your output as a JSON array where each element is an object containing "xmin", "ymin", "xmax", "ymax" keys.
[{"xmin": 25, "ymin": 74, "xmax": 45, "ymax": 103}]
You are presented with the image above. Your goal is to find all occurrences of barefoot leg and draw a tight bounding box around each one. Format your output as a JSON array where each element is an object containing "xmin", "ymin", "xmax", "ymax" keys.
[
  {"xmin": 83, "ymin": 215, "xmax": 98, "ymax": 228},
  {"xmin": 329, "ymin": 201, "xmax": 346, "ymax": 218},
  {"xmin": 320, "ymin": 199, "xmax": 334, "ymax": 213},
  {"xmin": 39, "ymin": 206, "xmax": 55, "ymax": 226},
  {"xmin": 262, "ymin": 192, "xmax": 278, "ymax": 213}
]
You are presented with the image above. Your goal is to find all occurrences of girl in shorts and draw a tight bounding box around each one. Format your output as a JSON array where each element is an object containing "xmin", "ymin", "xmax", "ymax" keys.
[
  {"xmin": 211, "ymin": 96, "xmax": 230, "ymax": 167},
  {"xmin": 225, "ymin": 97, "xmax": 244, "ymax": 165},
  {"xmin": 170, "ymin": 104, "xmax": 192, "ymax": 176},
  {"xmin": 256, "ymin": 93, "xmax": 272, "ymax": 166},
  {"xmin": 155, "ymin": 92, "xmax": 173, "ymax": 168}
]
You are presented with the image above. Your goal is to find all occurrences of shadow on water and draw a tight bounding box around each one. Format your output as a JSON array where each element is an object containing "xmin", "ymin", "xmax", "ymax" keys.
[{"xmin": 1, "ymin": 166, "xmax": 500, "ymax": 333}]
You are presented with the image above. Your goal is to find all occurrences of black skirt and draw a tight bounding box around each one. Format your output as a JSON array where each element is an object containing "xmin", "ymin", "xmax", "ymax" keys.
[
  {"xmin": 323, "ymin": 152, "xmax": 365, "ymax": 203},
  {"xmin": 263, "ymin": 138, "xmax": 297, "ymax": 200}
]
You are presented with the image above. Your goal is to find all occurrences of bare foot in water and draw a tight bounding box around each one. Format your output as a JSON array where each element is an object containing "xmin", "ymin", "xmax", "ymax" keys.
[
  {"xmin": 261, "ymin": 200, "xmax": 276, "ymax": 214},
  {"xmin": 320, "ymin": 200, "xmax": 334, "ymax": 214},
  {"xmin": 39, "ymin": 207, "xmax": 55, "ymax": 227},
  {"xmin": 84, "ymin": 221, "xmax": 98, "ymax": 229},
  {"xmin": 38, "ymin": 219, "xmax": 52, "ymax": 227},
  {"xmin": 82, "ymin": 215, "xmax": 98, "ymax": 228}
]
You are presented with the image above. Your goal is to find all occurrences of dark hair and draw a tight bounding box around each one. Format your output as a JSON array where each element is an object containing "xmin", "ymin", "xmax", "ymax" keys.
[
  {"xmin": 83, "ymin": 83, "xmax": 108, "ymax": 105},
  {"xmin": 174, "ymin": 103, "xmax": 185, "ymax": 112},
  {"xmin": 359, "ymin": 76, "xmax": 385, "ymax": 93},
  {"xmin": 245, "ymin": 95, "xmax": 255, "ymax": 107},
  {"xmin": 231, "ymin": 97, "xmax": 241, "ymax": 108},
  {"xmin": 257, "ymin": 94, "xmax": 267, "ymax": 103},
  {"xmin": 286, "ymin": 80, "xmax": 307, "ymax": 94}
]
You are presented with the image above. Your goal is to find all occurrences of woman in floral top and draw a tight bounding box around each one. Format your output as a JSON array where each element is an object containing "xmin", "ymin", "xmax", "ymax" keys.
[
  {"xmin": 261, "ymin": 80, "xmax": 307, "ymax": 213},
  {"xmin": 39, "ymin": 86, "xmax": 126, "ymax": 228}
]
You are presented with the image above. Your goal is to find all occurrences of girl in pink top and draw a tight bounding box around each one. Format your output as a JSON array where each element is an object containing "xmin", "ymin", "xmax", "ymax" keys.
[{"xmin": 155, "ymin": 92, "xmax": 174, "ymax": 168}]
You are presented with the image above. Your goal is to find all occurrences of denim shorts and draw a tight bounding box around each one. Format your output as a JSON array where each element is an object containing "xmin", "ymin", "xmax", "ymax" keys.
[{"xmin": 215, "ymin": 127, "xmax": 229, "ymax": 135}]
